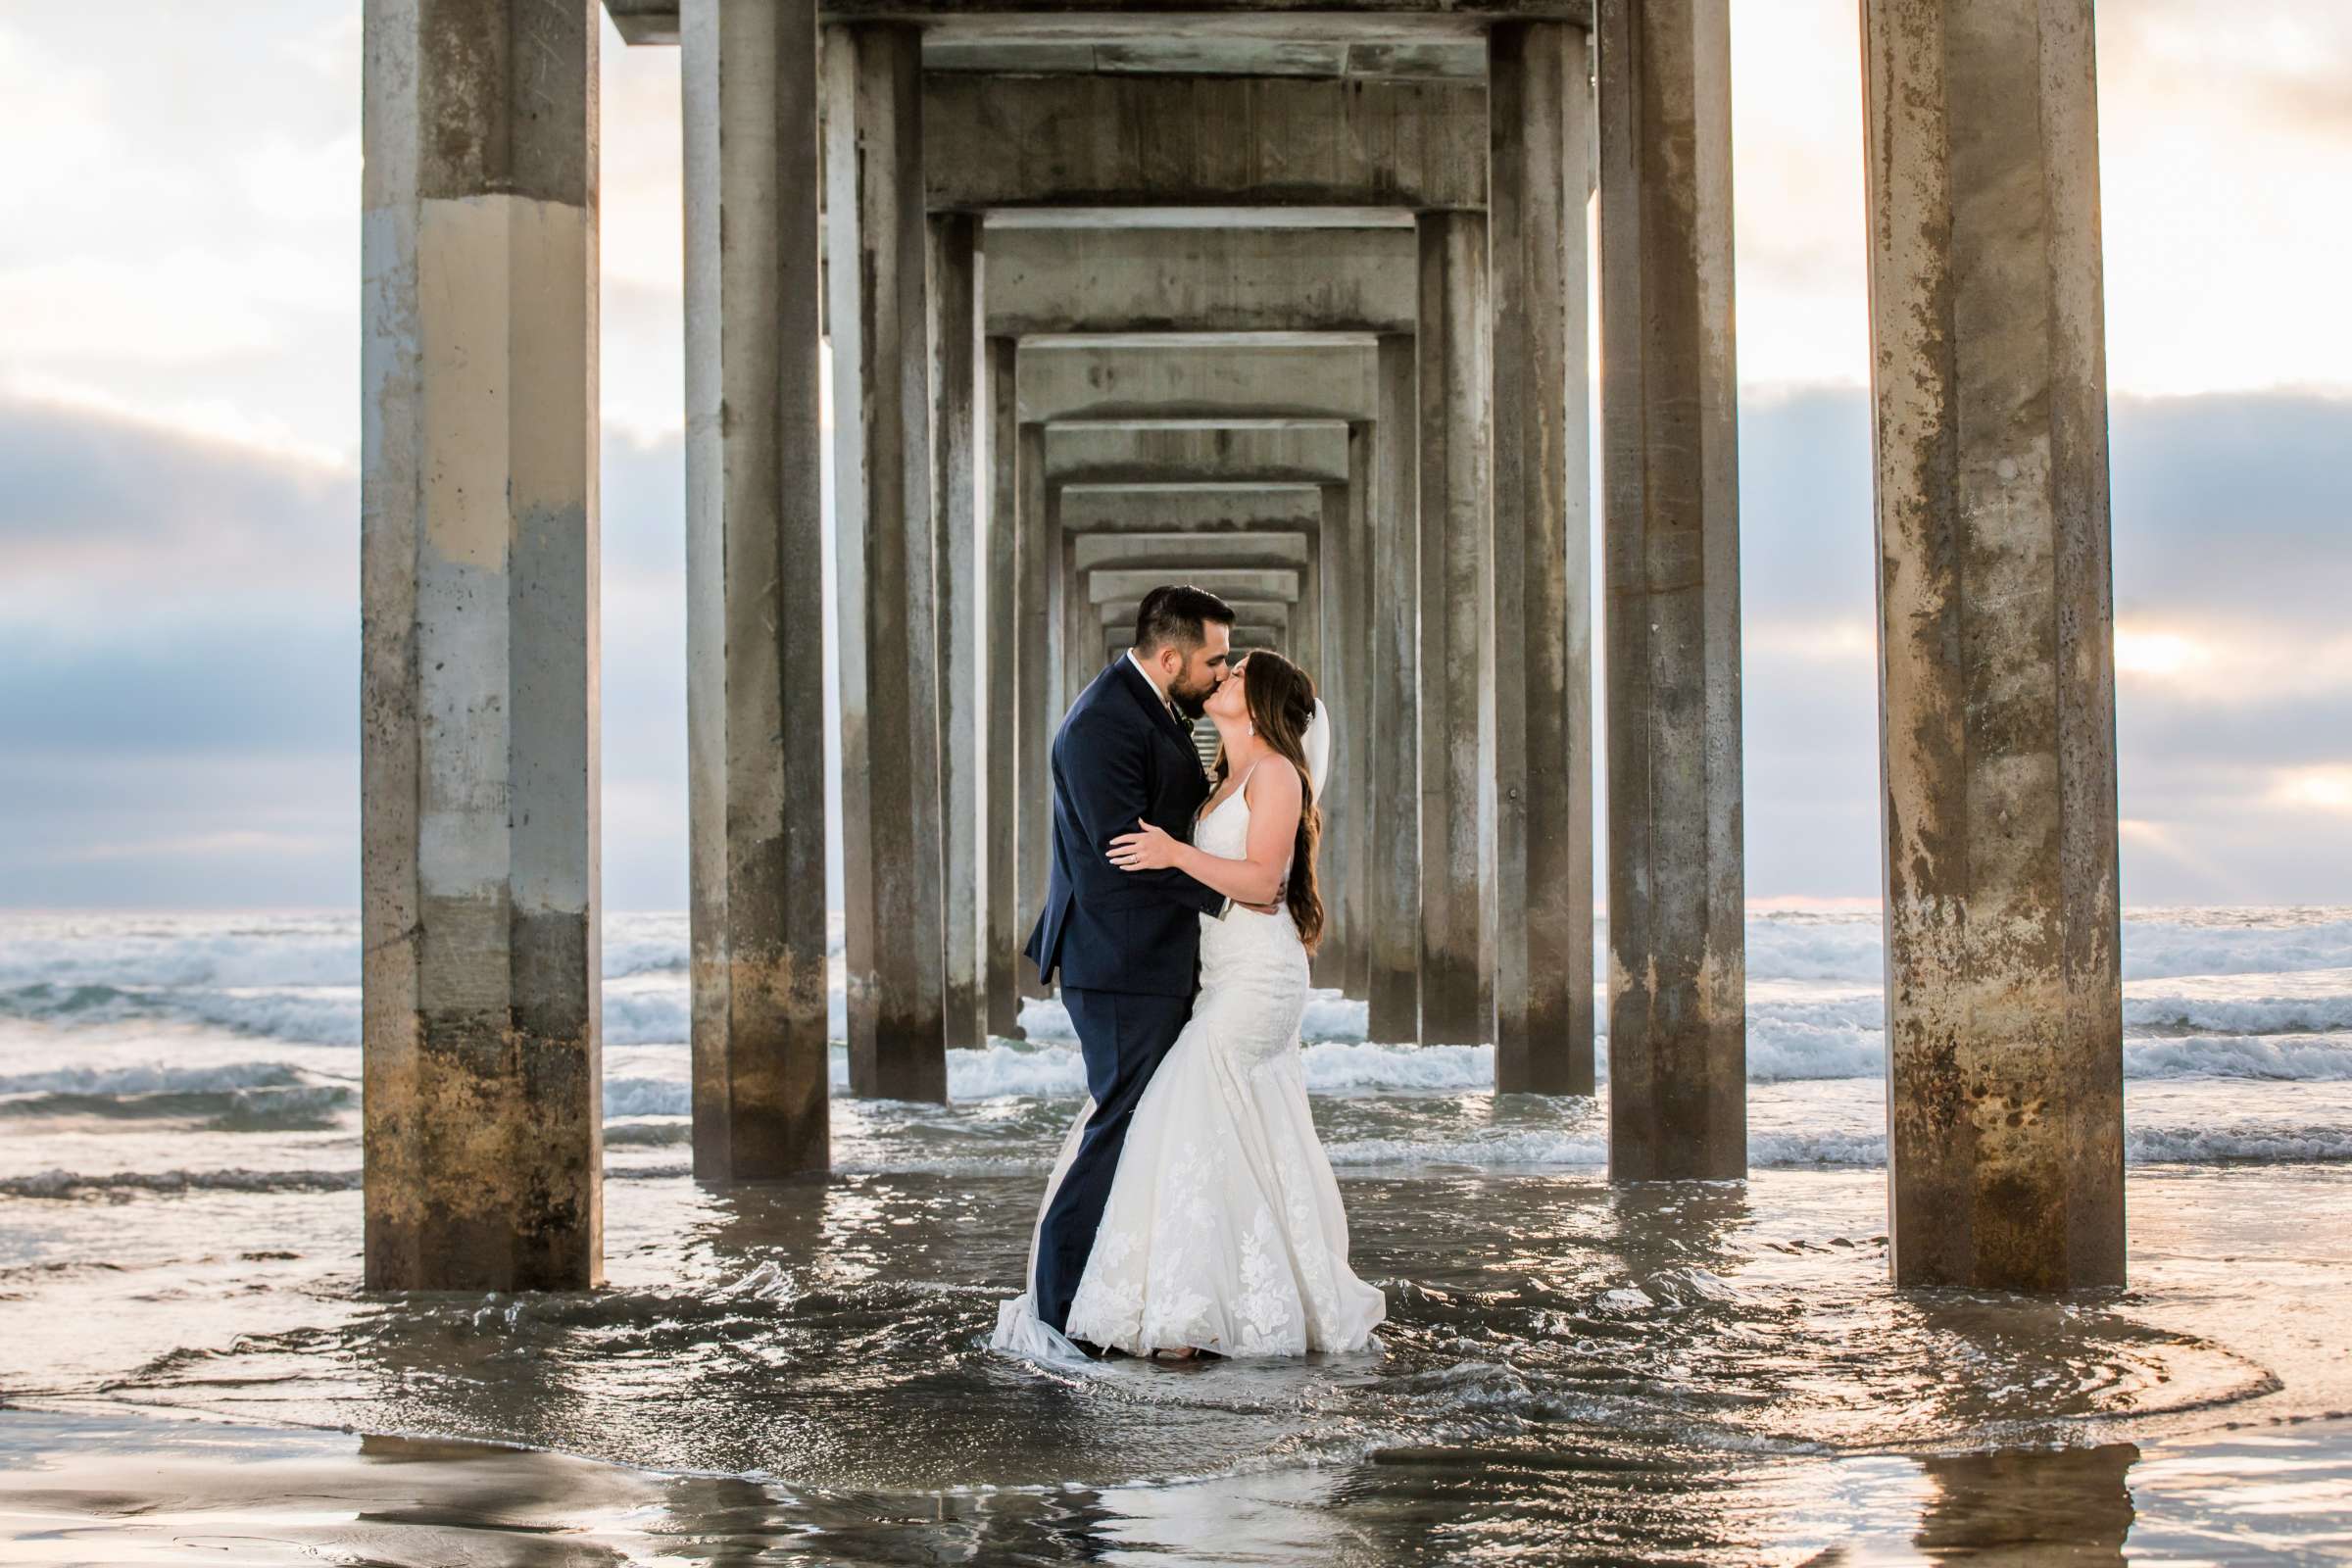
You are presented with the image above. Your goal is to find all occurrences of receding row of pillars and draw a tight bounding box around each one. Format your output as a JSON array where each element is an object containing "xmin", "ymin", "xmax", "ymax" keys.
[{"xmin": 361, "ymin": 0, "xmax": 2125, "ymax": 1298}]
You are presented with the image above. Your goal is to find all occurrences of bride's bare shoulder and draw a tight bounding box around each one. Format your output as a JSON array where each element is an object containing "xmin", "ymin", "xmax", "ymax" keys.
[{"xmin": 1242, "ymin": 756, "xmax": 1305, "ymax": 806}]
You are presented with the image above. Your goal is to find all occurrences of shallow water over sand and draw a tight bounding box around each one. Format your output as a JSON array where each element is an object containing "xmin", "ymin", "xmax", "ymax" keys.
[
  {"xmin": 6, "ymin": 907, "xmax": 2352, "ymax": 1560},
  {"xmin": 5, "ymin": 1162, "xmax": 2352, "ymax": 1562}
]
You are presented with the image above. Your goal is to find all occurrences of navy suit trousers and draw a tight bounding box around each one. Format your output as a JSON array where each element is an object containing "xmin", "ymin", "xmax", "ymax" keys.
[{"xmin": 1034, "ymin": 985, "xmax": 1196, "ymax": 1336}]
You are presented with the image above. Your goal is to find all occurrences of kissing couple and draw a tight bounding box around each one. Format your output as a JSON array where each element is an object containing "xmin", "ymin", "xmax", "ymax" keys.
[{"xmin": 992, "ymin": 584, "xmax": 1388, "ymax": 1361}]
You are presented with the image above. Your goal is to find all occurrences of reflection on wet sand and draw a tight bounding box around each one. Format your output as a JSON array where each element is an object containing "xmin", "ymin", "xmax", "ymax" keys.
[
  {"xmin": 13, "ymin": 1407, "xmax": 2352, "ymax": 1566},
  {"xmin": 4, "ymin": 1164, "xmax": 2350, "ymax": 1563},
  {"xmin": 1916, "ymin": 1443, "xmax": 2138, "ymax": 1564}
]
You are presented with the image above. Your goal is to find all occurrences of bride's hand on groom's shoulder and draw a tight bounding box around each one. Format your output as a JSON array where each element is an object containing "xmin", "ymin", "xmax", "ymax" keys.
[{"xmin": 1107, "ymin": 820, "xmax": 1179, "ymax": 871}]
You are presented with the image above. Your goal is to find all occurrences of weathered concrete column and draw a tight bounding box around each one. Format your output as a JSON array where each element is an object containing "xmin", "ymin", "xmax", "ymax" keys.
[
  {"xmin": 983, "ymin": 336, "xmax": 1023, "ymax": 1036},
  {"xmin": 1597, "ymin": 0, "xmax": 1746, "ymax": 1179},
  {"xmin": 1492, "ymin": 20, "xmax": 1597, "ymax": 1096},
  {"xmin": 1307, "ymin": 475, "xmax": 1350, "ymax": 994},
  {"xmin": 1367, "ymin": 335, "xmax": 1421, "ymax": 1043},
  {"xmin": 362, "ymin": 0, "xmax": 601, "ymax": 1288},
  {"xmin": 1313, "ymin": 454, "xmax": 1371, "ymax": 997},
  {"xmin": 824, "ymin": 23, "xmax": 947, "ymax": 1101},
  {"xmin": 681, "ymin": 0, "xmax": 829, "ymax": 1180},
  {"xmin": 1415, "ymin": 211, "xmax": 1494, "ymax": 1048},
  {"xmin": 1861, "ymin": 0, "xmax": 2124, "ymax": 1290},
  {"xmin": 1014, "ymin": 419, "xmax": 1054, "ymax": 998},
  {"xmin": 930, "ymin": 214, "xmax": 984, "ymax": 1053},
  {"xmin": 1340, "ymin": 428, "xmax": 1375, "ymax": 998}
]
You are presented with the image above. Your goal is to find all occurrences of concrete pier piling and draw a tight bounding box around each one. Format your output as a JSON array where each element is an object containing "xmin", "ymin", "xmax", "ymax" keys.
[
  {"xmin": 1597, "ymin": 0, "xmax": 1746, "ymax": 1180},
  {"xmin": 983, "ymin": 336, "xmax": 1024, "ymax": 1037},
  {"xmin": 1013, "ymin": 418, "xmax": 1054, "ymax": 1000},
  {"xmin": 1490, "ymin": 20, "xmax": 1597, "ymax": 1096},
  {"xmin": 1367, "ymin": 334, "xmax": 1423, "ymax": 1044},
  {"xmin": 1415, "ymin": 211, "xmax": 1494, "ymax": 1049},
  {"xmin": 681, "ymin": 0, "xmax": 831, "ymax": 1179},
  {"xmin": 362, "ymin": 0, "xmax": 604, "ymax": 1288},
  {"xmin": 930, "ymin": 213, "xmax": 986, "ymax": 1054},
  {"xmin": 1860, "ymin": 0, "xmax": 2126, "ymax": 1291},
  {"xmin": 826, "ymin": 23, "xmax": 949, "ymax": 1102},
  {"xmin": 1328, "ymin": 427, "xmax": 1375, "ymax": 998}
]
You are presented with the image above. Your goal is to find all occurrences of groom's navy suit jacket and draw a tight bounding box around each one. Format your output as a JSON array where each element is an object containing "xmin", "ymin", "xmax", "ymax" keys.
[{"xmin": 1024, "ymin": 657, "xmax": 1225, "ymax": 999}]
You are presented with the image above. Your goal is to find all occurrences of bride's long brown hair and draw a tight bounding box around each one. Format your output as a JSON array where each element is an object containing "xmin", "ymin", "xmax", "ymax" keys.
[{"xmin": 1212, "ymin": 651, "xmax": 1325, "ymax": 955}]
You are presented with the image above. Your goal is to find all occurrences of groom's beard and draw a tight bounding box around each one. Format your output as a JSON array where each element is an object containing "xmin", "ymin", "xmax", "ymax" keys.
[{"xmin": 1168, "ymin": 678, "xmax": 1214, "ymax": 721}]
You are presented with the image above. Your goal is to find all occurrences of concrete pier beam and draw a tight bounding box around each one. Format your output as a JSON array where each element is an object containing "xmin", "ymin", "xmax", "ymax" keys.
[
  {"xmin": 609, "ymin": 3, "xmax": 1599, "ymax": 48},
  {"xmin": 1088, "ymin": 567, "xmax": 1301, "ymax": 611},
  {"xmin": 1367, "ymin": 334, "xmax": 1421, "ymax": 1043},
  {"xmin": 1415, "ymin": 211, "xmax": 1494, "ymax": 1048},
  {"xmin": 362, "ymin": 0, "xmax": 602, "ymax": 1289},
  {"xmin": 1017, "ymin": 338, "xmax": 1379, "ymax": 425},
  {"xmin": 1860, "ymin": 0, "xmax": 2125, "ymax": 1291},
  {"xmin": 931, "ymin": 214, "xmax": 985, "ymax": 1053},
  {"xmin": 1058, "ymin": 483, "xmax": 1322, "ymax": 536},
  {"xmin": 1074, "ymin": 532, "xmax": 1312, "ymax": 573},
  {"xmin": 1491, "ymin": 20, "xmax": 1596, "ymax": 1095},
  {"xmin": 1044, "ymin": 421, "xmax": 1349, "ymax": 486},
  {"xmin": 924, "ymin": 74, "xmax": 1488, "ymax": 211},
  {"xmin": 986, "ymin": 228, "xmax": 1417, "ymax": 337},
  {"xmin": 983, "ymin": 336, "xmax": 1023, "ymax": 1036},
  {"xmin": 1596, "ymin": 0, "xmax": 1746, "ymax": 1180},
  {"xmin": 681, "ymin": 0, "xmax": 831, "ymax": 1180},
  {"xmin": 825, "ymin": 22, "xmax": 948, "ymax": 1101}
]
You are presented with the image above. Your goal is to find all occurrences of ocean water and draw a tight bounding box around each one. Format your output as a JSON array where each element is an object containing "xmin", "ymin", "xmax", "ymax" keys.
[
  {"xmin": 5, "ymin": 906, "xmax": 2351, "ymax": 1195},
  {"xmin": 4, "ymin": 906, "xmax": 2352, "ymax": 1563}
]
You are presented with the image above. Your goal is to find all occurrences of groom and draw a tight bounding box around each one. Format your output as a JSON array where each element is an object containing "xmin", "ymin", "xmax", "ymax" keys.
[{"xmin": 1024, "ymin": 584, "xmax": 1247, "ymax": 1340}]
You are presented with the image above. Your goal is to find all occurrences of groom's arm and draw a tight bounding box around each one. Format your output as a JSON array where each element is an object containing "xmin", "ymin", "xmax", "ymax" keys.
[{"xmin": 1063, "ymin": 711, "xmax": 1227, "ymax": 918}]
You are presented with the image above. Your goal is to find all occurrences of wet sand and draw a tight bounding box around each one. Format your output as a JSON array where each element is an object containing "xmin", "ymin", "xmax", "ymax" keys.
[
  {"xmin": 4, "ymin": 1163, "xmax": 2351, "ymax": 1565},
  {"xmin": 5, "ymin": 1394, "xmax": 2351, "ymax": 1563}
]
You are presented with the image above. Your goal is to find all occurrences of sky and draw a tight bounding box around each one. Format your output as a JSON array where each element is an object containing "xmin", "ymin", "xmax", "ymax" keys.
[{"xmin": 2, "ymin": 0, "xmax": 2348, "ymax": 910}]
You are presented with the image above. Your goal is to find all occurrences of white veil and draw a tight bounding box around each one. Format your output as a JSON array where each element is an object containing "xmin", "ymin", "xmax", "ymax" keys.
[{"xmin": 1299, "ymin": 697, "xmax": 1332, "ymax": 804}]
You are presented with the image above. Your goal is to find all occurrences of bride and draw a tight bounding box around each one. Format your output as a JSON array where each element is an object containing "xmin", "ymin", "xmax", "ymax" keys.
[{"xmin": 994, "ymin": 651, "xmax": 1387, "ymax": 1360}]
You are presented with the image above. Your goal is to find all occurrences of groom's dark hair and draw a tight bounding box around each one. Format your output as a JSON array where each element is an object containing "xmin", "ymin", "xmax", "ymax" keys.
[{"xmin": 1133, "ymin": 584, "xmax": 1236, "ymax": 656}]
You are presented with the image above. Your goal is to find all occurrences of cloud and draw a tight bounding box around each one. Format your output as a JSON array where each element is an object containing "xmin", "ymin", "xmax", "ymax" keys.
[
  {"xmin": 2100, "ymin": 0, "xmax": 2352, "ymax": 140},
  {"xmin": 0, "ymin": 392, "xmax": 708, "ymax": 908},
  {"xmin": 6, "ymin": 378, "xmax": 2350, "ymax": 908},
  {"xmin": 46, "ymin": 828, "xmax": 345, "ymax": 865},
  {"xmin": 0, "ymin": 388, "xmax": 355, "ymax": 632},
  {"xmin": 0, "ymin": 748, "xmax": 358, "ymax": 907},
  {"xmin": 1717, "ymin": 0, "xmax": 2352, "ymax": 397},
  {"xmin": 0, "ymin": 5, "xmax": 683, "ymax": 460},
  {"xmin": 1732, "ymin": 387, "xmax": 2352, "ymax": 905}
]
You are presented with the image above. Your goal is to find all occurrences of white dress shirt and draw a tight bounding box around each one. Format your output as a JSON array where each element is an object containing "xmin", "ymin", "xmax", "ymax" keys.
[{"xmin": 1126, "ymin": 648, "xmax": 1179, "ymax": 722}]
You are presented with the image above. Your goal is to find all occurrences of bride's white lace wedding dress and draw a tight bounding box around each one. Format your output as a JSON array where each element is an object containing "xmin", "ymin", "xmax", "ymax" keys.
[{"xmin": 993, "ymin": 763, "xmax": 1387, "ymax": 1359}]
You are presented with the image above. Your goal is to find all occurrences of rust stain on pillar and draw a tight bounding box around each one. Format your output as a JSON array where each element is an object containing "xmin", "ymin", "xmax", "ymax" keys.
[
  {"xmin": 1862, "ymin": 0, "xmax": 2125, "ymax": 1292},
  {"xmin": 363, "ymin": 0, "xmax": 603, "ymax": 1288}
]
